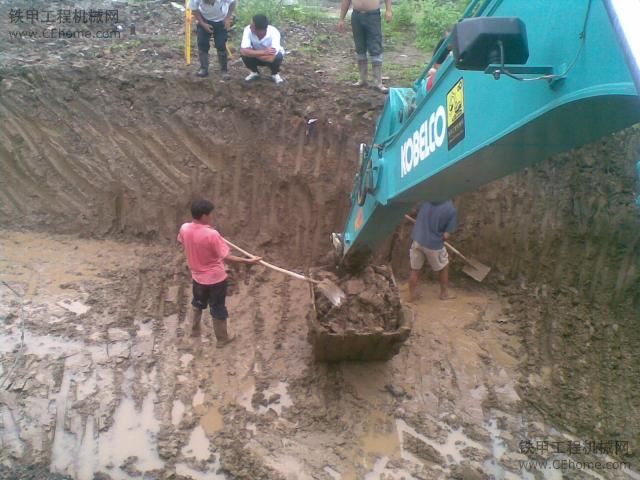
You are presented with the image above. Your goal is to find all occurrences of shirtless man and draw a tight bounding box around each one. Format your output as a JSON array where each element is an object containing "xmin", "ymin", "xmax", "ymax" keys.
[{"xmin": 338, "ymin": 0, "xmax": 392, "ymax": 93}]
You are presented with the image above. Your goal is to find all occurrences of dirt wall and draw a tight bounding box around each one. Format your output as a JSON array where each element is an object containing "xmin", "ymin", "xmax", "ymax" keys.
[
  {"xmin": 0, "ymin": 66, "xmax": 380, "ymax": 267},
  {"xmin": 460, "ymin": 128, "xmax": 640, "ymax": 464},
  {"xmin": 456, "ymin": 128, "xmax": 640, "ymax": 309}
]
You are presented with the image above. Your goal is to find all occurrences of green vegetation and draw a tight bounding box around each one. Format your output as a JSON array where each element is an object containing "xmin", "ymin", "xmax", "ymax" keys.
[
  {"xmin": 384, "ymin": 62, "xmax": 425, "ymax": 86},
  {"xmin": 297, "ymin": 33, "xmax": 332, "ymax": 55},
  {"xmin": 384, "ymin": 0, "xmax": 468, "ymax": 52},
  {"xmin": 108, "ymin": 38, "xmax": 143, "ymax": 52},
  {"xmin": 235, "ymin": 0, "xmax": 331, "ymax": 29},
  {"xmin": 336, "ymin": 62, "xmax": 423, "ymax": 87}
]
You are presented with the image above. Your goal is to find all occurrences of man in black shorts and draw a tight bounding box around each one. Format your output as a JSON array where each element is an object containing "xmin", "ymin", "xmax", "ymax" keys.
[{"xmin": 177, "ymin": 200, "xmax": 261, "ymax": 345}]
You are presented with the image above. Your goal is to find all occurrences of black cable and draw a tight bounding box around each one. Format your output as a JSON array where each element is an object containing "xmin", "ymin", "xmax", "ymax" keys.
[{"xmin": 500, "ymin": 0, "xmax": 592, "ymax": 82}]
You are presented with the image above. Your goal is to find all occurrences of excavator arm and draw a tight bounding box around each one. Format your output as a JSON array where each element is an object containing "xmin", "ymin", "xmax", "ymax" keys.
[{"xmin": 334, "ymin": 0, "xmax": 640, "ymax": 260}]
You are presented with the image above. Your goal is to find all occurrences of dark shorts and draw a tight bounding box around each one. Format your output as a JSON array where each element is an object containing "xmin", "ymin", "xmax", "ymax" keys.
[
  {"xmin": 196, "ymin": 19, "xmax": 228, "ymax": 53},
  {"xmin": 192, "ymin": 279, "xmax": 228, "ymax": 320},
  {"xmin": 351, "ymin": 9, "xmax": 383, "ymax": 61}
]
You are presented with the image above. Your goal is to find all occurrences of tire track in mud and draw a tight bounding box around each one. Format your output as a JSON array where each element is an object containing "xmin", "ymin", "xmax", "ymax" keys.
[
  {"xmin": 0, "ymin": 99, "xmax": 99, "ymax": 198},
  {"xmin": 0, "ymin": 67, "xmax": 368, "ymax": 265},
  {"xmin": 0, "ymin": 107, "xmax": 86, "ymax": 217},
  {"xmin": 158, "ymin": 116, "xmax": 223, "ymax": 175},
  {"xmin": 0, "ymin": 138, "xmax": 76, "ymax": 219}
]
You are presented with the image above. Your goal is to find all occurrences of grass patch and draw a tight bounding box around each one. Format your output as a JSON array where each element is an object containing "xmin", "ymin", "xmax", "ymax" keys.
[
  {"xmin": 235, "ymin": 0, "xmax": 331, "ymax": 30},
  {"xmin": 108, "ymin": 38, "xmax": 143, "ymax": 52},
  {"xmin": 296, "ymin": 33, "xmax": 332, "ymax": 55},
  {"xmin": 382, "ymin": 0, "xmax": 468, "ymax": 52},
  {"xmin": 384, "ymin": 62, "xmax": 425, "ymax": 86},
  {"xmin": 336, "ymin": 65, "xmax": 358, "ymax": 83}
]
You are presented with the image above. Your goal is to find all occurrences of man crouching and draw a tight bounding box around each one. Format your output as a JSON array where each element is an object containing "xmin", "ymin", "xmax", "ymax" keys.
[{"xmin": 240, "ymin": 14, "xmax": 285, "ymax": 84}]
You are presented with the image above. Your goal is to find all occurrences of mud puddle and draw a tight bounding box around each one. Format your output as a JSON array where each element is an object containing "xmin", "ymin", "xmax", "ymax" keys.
[{"xmin": 3, "ymin": 231, "xmax": 638, "ymax": 479}]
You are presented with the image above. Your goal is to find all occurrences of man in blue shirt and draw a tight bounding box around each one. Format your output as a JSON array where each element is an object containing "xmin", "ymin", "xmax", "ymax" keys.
[{"xmin": 409, "ymin": 201, "xmax": 457, "ymax": 301}]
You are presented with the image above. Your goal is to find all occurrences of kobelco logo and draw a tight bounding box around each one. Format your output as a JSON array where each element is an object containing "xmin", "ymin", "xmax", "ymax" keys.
[{"xmin": 400, "ymin": 105, "xmax": 447, "ymax": 177}]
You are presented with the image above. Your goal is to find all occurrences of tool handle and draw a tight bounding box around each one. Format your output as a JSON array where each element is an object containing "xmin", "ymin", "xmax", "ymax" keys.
[
  {"xmin": 443, "ymin": 241, "xmax": 470, "ymax": 263},
  {"xmin": 404, "ymin": 215, "xmax": 471, "ymax": 263},
  {"xmin": 222, "ymin": 238, "xmax": 318, "ymax": 284}
]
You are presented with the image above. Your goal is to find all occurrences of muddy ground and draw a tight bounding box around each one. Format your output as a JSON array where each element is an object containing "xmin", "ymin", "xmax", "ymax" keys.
[{"xmin": 2, "ymin": 0, "xmax": 640, "ymax": 479}]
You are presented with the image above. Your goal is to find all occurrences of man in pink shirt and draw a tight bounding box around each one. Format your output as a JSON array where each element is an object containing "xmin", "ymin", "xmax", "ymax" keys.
[{"xmin": 178, "ymin": 199, "xmax": 261, "ymax": 345}]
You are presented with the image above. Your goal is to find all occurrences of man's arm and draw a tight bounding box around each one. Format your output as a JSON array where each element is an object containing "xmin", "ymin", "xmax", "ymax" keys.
[
  {"xmin": 240, "ymin": 47, "xmax": 276, "ymax": 58},
  {"xmin": 225, "ymin": 253, "xmax": 262, "ymax": 264},
  {"xmin": 192, "ymin": 9, "xmax": 213, "ymax": 33},
  {"xmin": 270, "ymin": 28, "xmax": 282, "ymax": 54},
  {"xmin": 337, "ymin": 0, "xmax": 352, "ymax": 33},
  {"xmin": 224, "ymin": 1, "xmax": 236, "ymax": 30},
  {"xmin": 384, "ymin": 0, "xmax": 392, "ymax": 23},
  {"xmin": 443, "ymin": 209, "xmax": 458, "ymax": 241},
  {"xmin": 239, "ymin": 26, "xmax": 274, "ymax": 57}
]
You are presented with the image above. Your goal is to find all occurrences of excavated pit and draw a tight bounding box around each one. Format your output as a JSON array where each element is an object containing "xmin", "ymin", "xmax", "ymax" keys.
[
  {"xmin": 2, "ymin": 2, "xmax": 640, "ymax": 478},
  {"xmin": 0, "ymin": 66, "xmax": 375, "ymax": 266}
]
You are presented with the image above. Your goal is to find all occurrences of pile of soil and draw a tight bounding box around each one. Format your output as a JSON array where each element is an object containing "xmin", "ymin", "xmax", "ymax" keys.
[{"xmin": 313, "ymin": 265, "xmax": 403, "ymax": 333}]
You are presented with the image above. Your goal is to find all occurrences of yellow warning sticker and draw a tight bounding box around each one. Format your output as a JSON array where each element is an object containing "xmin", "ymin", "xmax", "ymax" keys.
[
  {"xmin": 446, "ymin": 78, "xmax": 465, "ymax": 149},
  {"xmin": 447, "ymin": 78, "xmax": 464, "ymax": 127}
]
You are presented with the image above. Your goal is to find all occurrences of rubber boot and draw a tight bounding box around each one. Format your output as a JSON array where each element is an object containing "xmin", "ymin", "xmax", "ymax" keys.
[
  {"xmin": 217, "ymin": 50, "xmax": 230, "ymax": 81},
  {"xmin": 190, "ymin": 307, "xmax": 203, "ymax": 337},
  {"xmin": 212, "ymin": 318, "xmax": 236, "ymax": 348},
  {"xmin": 196, "ymin": 50, "xmax": 209, "ymax": 77},
  {"xmin": 353, "ymin": 60, "xmax": 368, "ymax": 87},
  {"xmin": 371, "ymin": 63, "xmax": 388, "ymax": 93}
]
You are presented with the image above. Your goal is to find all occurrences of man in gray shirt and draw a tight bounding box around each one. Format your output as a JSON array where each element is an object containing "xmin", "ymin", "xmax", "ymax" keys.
[
  {"xmin": 190, "ymin": 0, "xmax": 236, "ymax": 80},
  {"xmin": 409, "ymin": 200, "xmax": 457, "ymax": 301}
]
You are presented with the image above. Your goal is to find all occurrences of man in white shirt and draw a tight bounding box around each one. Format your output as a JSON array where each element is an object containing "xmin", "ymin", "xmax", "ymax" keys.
[
  {"xmin": 240, "ymin": 14, "xmax": 285, "ymax": 85},
  {"xmin": 189, "ymin": 0, "xmax": 236, "ymax": 80}
]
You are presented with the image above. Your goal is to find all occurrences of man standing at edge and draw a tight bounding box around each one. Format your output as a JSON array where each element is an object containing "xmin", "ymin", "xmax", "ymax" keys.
[
  {"xmin": 190, "ymin": 0, "xmax": 236, "ymax": 80},
  {"xmin": 178, "ymin": 199, "xmax": 261, "ymax": 346},
  {"xmin": 337, "ymin": 0, "xmax": 392, "ymax": 93},
  {"xmin": 408, "ymin": 200, "xmax": 458, "ymax": 302},
  {"xmin": 240, "ymin": 14, "xmax": 285, "ymax": 84}
]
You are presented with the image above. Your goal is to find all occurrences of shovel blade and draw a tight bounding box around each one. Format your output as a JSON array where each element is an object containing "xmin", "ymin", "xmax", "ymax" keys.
[
  {"xmin": 317, "ymin": 279, "xmax": 346, "ymax": 307},
  {"xmin": 462, "ymin": 258, "xmax": 491, "ymax": 282}
]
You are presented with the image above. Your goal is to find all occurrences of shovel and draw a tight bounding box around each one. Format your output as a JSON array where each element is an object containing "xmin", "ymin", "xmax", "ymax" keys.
[
  {"xmin": 443, "ymin": 242, "xmax": 491, "ymax": 282},
  {"xmin": 404, "ymin": 215, "xmax": 491, "ymax": 282},
  {"xmin": 222, "ymin": 238, "xmax": 346, "ymax": 307}
]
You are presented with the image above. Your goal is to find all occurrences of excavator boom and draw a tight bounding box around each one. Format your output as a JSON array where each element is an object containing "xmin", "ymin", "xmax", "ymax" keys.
[{"xmin": 335, "ymin": 0, "xmax": 640, "ymax": 260}]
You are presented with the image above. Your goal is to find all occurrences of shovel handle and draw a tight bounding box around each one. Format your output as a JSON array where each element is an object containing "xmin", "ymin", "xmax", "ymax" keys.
[
  {"xmin": 404, "ymin": 215, "xmax": 471, "ymax": 263},
  {"xmin": 222, "ymin": 238, "xmax": 319, "ymax": 284},
  {"xmin": 443, "ymin": 241, "xmax": 470, "ymax": 263}
]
